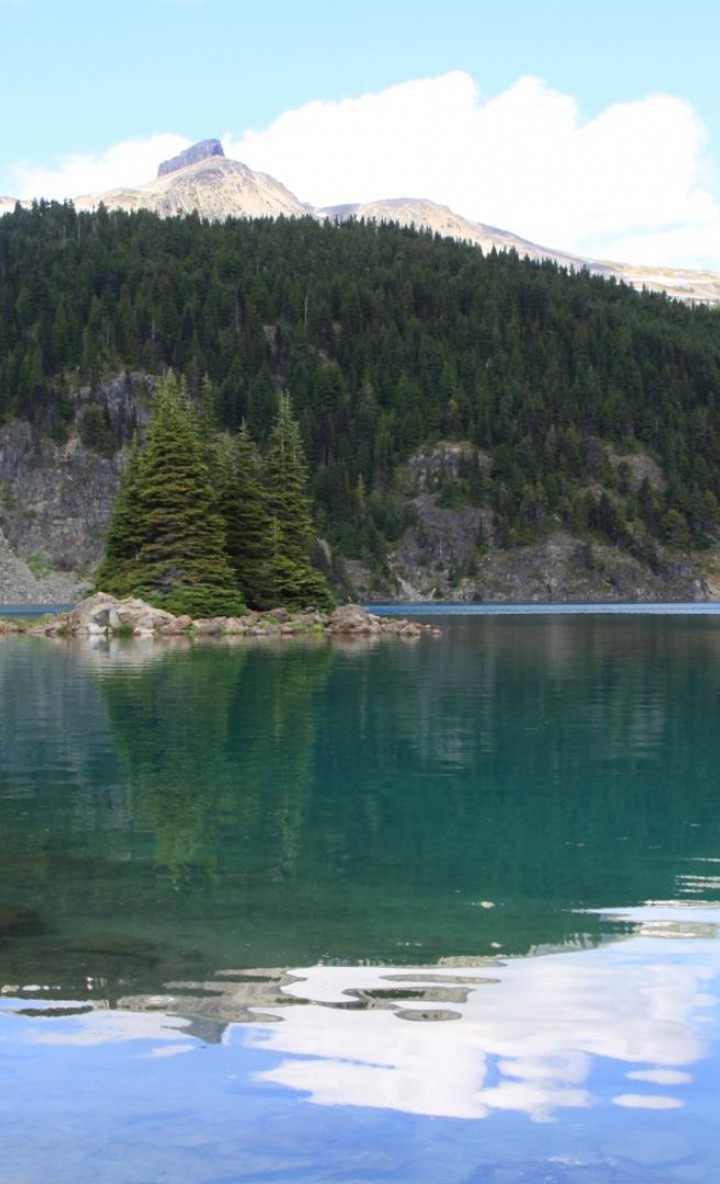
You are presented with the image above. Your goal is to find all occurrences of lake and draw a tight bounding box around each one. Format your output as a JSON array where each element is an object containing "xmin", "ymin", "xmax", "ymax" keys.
[{"xmin": 1, "ymin": 612, "xmax": 719, "ymax": 1182}]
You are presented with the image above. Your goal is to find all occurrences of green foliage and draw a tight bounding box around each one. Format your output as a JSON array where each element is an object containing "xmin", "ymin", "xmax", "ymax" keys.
[
  {"xmin": 26, "ymin": 551, "xmax": 51, "ymax": 579},
  {"xmin": 2, "ymin": 202, "xmax": 720, "ymax": 559},
  {"xmin": 95, "ymin": 372, "xmax": 246, "ymax": 616},
  {"xmin": 78, "ymin": 401, "xmax": 117, "ymax": 456},
  {"xmin": 96, "ymin": 374, "xmax": 333, "ymax": 615},
  {"xmin": 262, "ymin": 394, "xmax": 335, "ymax": 610},
  {"xmin": 212, "ymin": 423, "xmax": 271, "ymax": 609}
]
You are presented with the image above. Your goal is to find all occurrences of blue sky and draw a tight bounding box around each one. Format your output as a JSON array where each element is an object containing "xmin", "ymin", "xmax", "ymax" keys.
[{"xmin": 2, "ymin": 0, "xmax": 719, "ymax": 269}]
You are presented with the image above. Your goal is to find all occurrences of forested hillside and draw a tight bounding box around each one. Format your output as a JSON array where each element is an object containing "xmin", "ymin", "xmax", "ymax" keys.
[{"xmin": 1, "ymin": 200, "xmax": 720, "ymax": 590}]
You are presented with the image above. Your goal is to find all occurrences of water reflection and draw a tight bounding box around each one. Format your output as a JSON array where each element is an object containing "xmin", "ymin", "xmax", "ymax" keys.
[
  {"xmin": 3, "ymin": 909, "xmax": 719, "ymax": 1131},
  {"xmin": 3, "ymin": 618, "xmax": 720, "ymax": 986}
]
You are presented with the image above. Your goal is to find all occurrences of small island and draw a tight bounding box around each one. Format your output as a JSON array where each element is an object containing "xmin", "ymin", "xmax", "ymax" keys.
[
  {"xmin": 0, "ymin": 371, "xmax": 439, "ymax": 640},
  {"xmin": 0, "ymin": 593, "xmax": 437, "ymax": 639}
]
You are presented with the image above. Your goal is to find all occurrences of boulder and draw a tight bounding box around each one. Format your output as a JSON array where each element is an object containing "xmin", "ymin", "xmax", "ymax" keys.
[
  {"xmin": 327, "ymin": 604, "xmax": 382, "ymax": 634},
  {"xmin": 159, "ymin": 614, "xmax": 193, "ymax": 636},
  {"xmin": 62, "ymin": 593, "xmax": 177, "ymax": 635},
  {"xmin": 264, "ymin": 606, "xmax": 291, "ymax": 622},
  {"xmin": 192, "ymin": 617, "xmax": 227, "ymax": 635},
  {"xmin": 327, "ymin": 603, "xmax": 436, "ymax": 638}
]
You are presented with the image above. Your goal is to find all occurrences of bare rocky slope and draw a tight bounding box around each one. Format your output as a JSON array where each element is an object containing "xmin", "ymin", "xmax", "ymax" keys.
[
  {"xmin": 3, "ymin": 140, "xmax": 719, "ymax": 305},
  {"xmin": 74, "ymin": 154, "xmax": 310, "ymax": 222}
]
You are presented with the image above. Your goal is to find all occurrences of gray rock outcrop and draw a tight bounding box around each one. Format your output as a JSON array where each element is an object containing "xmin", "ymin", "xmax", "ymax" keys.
[
  {"xmin": 63, "ymin": 593, "xmax": 179, "ymax": 635},
  {"xmin": 325, "ymin": 603, "xmax": 429, "ymax": 637},
  {"xmin": 0, "ymin": 525, "xmax": 87, "ymax": 606},
  {"xmin": 0, "ymin": 373, "xmax": 152, "ymax": 583},
  {"xmin": 157, "ymin": 139, "xmax": 225, "ymax": 177}
]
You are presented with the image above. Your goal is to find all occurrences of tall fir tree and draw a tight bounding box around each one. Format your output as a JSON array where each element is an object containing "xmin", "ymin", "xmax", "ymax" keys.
[
  {"xmin": 213, "ymin": 423, "xmax": 272, "ymax": 609},
  {"xmin": 96, "ymin": 372, "xmax": 246, "ymax": 617},
  {"xmin": 263, "ymin": 392, "xmax": 334, "ymax": 610}
]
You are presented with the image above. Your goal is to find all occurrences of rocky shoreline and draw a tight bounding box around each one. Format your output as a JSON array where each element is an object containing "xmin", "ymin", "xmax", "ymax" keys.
[{"xmin": 0, "ymin": 593, "xmax": 439, "ymax": 641}]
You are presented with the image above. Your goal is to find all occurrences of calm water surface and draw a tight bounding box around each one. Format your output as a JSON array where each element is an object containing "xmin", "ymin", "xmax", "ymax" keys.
[{"xmin": 1, "ymin": 613, "xmax": 720, "ymax": 1182}]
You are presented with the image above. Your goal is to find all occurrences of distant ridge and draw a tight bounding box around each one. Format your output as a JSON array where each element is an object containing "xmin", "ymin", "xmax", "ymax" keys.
[
  {"xmin": 3, "ymin": 139, "xmax": 719, "ymax": 305},
  {"xmin": 317, "ymin": 197, "xmax": 615, "ymax": 278}
]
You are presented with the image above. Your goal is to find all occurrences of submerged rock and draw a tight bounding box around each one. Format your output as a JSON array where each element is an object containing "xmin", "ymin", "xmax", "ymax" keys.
[{"xmin": 0, "ymin": 906, "xmax": 42, "ymax": 937}]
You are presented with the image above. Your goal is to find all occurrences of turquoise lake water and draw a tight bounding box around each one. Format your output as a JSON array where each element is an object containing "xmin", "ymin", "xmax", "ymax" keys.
[{"xmin": 1, "ymin": 613, "xmax": 720, "ymax": 1182}]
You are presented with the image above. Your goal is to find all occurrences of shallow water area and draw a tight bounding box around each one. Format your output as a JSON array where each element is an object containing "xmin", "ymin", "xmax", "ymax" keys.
[{"xmin": 2, "ymin": 610, "xmax": 720, "ymax": 1181}]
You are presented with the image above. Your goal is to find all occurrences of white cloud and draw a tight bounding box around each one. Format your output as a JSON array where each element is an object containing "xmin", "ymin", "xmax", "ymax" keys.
[
  {"xmin": 227, "ymin": 72, "xmax": 720, "ymax": 270},
  {"xmin": 8, "ymin": 71, "xmax": 720, "ymax": 270},
  {"xmin": 11, "ymin": 134, "xmax": 191, "ymax": 202}
]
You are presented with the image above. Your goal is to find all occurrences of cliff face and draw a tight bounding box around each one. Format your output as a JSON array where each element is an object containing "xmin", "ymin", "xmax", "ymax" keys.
[
  {"xmin": 0, "ymin": 374, "xmax": 152, "ymax": 601},
  {"xmin": 157, "ymin": 139, "xmax": 224, "ymax": 177},
  {"xmin": 387, "ymin": 524, "xmax": 709, "ymax": 603}
]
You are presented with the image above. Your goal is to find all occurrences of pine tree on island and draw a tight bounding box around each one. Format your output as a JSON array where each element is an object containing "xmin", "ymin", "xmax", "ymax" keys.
[
  {"xmin": 213, "ymin": 422, "xmax": 271, "ymax": 609},
  {"xmin": 96, "ymin": 374, "xmax": 334, "ymax": 617},
  {"xmin": 261, "ymin": 392, "xmax": 335, "ymax": 612},
  {"xmin": 95, "ymin": 372, "xmax": 246, "ymax": 618}
]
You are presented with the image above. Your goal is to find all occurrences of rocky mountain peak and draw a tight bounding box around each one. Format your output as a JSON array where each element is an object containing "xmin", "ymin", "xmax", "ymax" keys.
[{"xmin": 157, "ymin": 138, "xmax": 225, "ymax": 178}]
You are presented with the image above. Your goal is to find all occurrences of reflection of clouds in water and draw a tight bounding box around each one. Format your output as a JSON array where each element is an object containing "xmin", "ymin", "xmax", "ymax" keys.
[
  {"xmin": 612, "ymin": 1094, "xmax": 683, "ymax": 1110},
  {"xmin": 22, "ymin": 1008, "xmax": 192, "ymax": 1047},
  {"xmin": 626, "ymin": 1069, "xmax": 691, "ymax": 1085},
  {"xmin": 239, "ymin": 940, "xmax": 718, "ymax": 1121},
  {"xmin": 146, "ymin": 1042, "xmax": 196, "ymax": 1058},
  {"xmin": 6, "ymin": 914, "xmax": 719, "ymax": 1126}
]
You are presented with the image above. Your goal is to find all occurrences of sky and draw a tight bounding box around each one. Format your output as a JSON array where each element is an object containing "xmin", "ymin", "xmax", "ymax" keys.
[{"xmin": 2, "ymin": 0, "xmax": 719, "ymax": 270}]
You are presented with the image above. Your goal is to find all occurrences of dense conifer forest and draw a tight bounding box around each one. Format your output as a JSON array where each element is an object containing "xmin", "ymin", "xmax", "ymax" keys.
[{"xmin": 1, "ymin": 200, "xmax": 720, "ymax": 569}]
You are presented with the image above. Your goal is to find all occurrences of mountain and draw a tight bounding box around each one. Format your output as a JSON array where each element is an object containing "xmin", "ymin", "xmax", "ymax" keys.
[
  {"xmin": 2, "ymin": 139, "xmax": 719, "ymax": 304},
  {"xmin": 74, "ymin": 148, "xmax": 310, "ymax": 222}
]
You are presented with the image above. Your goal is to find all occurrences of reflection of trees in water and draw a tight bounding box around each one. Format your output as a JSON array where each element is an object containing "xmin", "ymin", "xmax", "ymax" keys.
[
  {"xmin": 205, "ymin": 641, "xmax": 338, "ymax": 891},
  {"xmin": 100, "ymin": 642, "xmax": 335, "ymax": 884},
  {"xmin": 5, "ymin": 620, "xmax": 720, "ymax": 985},
  {"xmin": 99, "ymin": 620, "xmax": 720, "ymax": 961},
  {"xmin": 309, "ymin": 620, "xmax": 720, "ymax": 919},
  {"xmin": 100, "ymin": 646, "xmax": 242, "ymax": 879}
]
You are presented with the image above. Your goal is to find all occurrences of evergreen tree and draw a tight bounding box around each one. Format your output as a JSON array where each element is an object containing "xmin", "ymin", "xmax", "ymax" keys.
[
  {"xmin": 262, "ymin": 392, "xmax": 334, "ymax": 610},
  {"xmin": 214, "ymin": 424, "xmax": 272, "ymax": 608},
  {"xmin": 96, "ymin": 372, "xmax": 246, "ymax": 617}
]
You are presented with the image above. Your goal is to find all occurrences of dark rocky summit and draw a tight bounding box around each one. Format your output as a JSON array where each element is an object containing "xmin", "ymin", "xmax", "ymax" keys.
[{"xmin": 157, "ymin": 139, "xmax": 225, "ymax": 178}]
